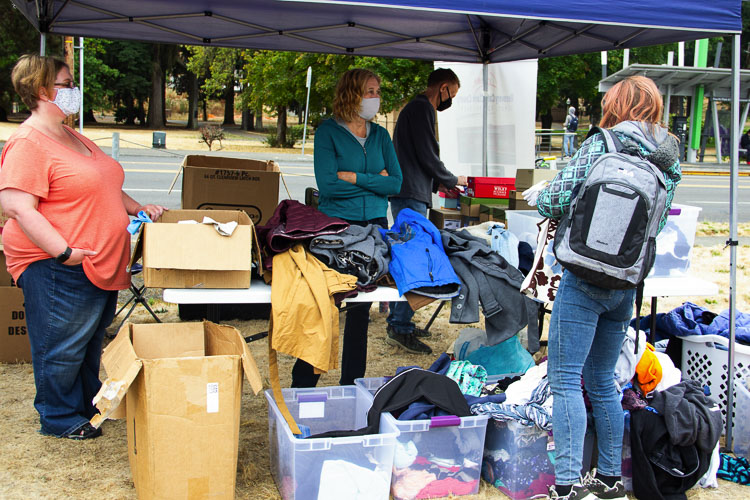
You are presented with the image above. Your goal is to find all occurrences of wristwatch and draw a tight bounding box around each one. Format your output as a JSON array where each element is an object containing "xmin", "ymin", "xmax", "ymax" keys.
[{"xmin": 56, "ymin": 246, "xmax": 72, "ymax": 264}]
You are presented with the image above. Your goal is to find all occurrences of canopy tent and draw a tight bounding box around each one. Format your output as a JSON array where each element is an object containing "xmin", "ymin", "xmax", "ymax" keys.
[
  {"xmin": 9, "ymin": 0, "xmax": 745, "ymax": 447},
  {"xmin": 9, "ymin": 1, "xmax": 740, "ymax": 63}
]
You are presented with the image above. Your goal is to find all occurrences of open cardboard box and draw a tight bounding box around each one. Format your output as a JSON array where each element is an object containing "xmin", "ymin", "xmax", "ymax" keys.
[
  {"xmin": 170, "ymin": 155, "xmax": 280, "ymax": 226},
  {"xmin": 130, "ymin": 209, "xmax": 261, "ymax": 289},
  {"xmin": 91, "ymin": 321, "xmax": 262, "ymax": 500}
]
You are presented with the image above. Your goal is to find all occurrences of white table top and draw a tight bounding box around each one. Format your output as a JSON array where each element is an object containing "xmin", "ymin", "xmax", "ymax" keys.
[
  {"xmin": 162, "ymin": 274, "xmax": 718, "ymax": 305},
  {"xmin": 642, "ymin": 275, "xmax": 719, "ymax": 298},
  {"xmin": 163, "ymin": 280, "xmax": 405, "ymax": 304}
]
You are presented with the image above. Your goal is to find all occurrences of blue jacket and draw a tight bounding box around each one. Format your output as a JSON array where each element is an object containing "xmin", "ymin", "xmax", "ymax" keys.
[
  {"xmin": 379, "ymin": 208, "xmax": 460, "ymax": 296},
  {"xmin": 314, "ymin": 118, "xmax": 402, "ymax": 221}
]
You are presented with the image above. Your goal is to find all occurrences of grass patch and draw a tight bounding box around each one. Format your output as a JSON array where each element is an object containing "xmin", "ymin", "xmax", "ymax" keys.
[{"xmin": 696, "ymin": 221, "xmax": 750, "ymax": 237}]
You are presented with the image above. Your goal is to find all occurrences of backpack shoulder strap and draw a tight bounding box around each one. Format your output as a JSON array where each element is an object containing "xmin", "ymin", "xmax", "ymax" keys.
[{"xmin": 586, "ymin": 126, "xmax": 623, "ymax": 154}]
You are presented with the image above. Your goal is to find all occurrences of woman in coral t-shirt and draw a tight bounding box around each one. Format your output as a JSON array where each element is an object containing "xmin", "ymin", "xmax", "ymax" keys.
[{"xmin": 0, "ymin": 55, "xmax": 166, "ymax": 440}]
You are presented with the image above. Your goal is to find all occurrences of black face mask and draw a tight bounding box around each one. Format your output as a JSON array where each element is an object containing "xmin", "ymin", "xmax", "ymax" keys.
[{"xmin": 436, "ymin": 86, "xmax": 452, "ymax": 112}]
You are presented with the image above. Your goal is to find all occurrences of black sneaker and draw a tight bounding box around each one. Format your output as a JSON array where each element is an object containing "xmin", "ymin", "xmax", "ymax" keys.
[
  {"xmin": 582, "ymin": 469, "xmax": 627, "ymax": 500},
  {"xmin": 412, "ymin": 326, "xmax": 432, "ymax": 338},
  {"xmin": 548, "ymin": 484, "xmax": 593, "ymax": 500},
  {"xmin": 65, "ymin": 422, "xmax": 102, "ymax": 440},
  {"xmin": 386, "ymin": 326, "xmax": 432, "ymax": 354}
]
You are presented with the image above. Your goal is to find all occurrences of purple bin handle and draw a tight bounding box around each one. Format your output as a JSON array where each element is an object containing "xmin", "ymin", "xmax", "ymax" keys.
[
  {"xmin": 298, "ymin": 393, "xmax": 328, "ymax": 403},
  {"xmin": 669, "ymin": 208, "xmax": 681, "ymax": 216},
  {"xmin": 429, "ymin": 415, "xmax": 461, "ymax": 428}
]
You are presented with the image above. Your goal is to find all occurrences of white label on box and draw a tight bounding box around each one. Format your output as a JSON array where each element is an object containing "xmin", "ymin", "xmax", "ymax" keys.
[
  {"xmin": 299, "ymin": 401, "xmax": 325, "ymax": 419},
  {"xmin": 444, "ymin": 219, "xmax": 461, "ymax": 230},
  {"xmin": 207, "ymin": 383, "xmax": 219, "ymax": 413}
]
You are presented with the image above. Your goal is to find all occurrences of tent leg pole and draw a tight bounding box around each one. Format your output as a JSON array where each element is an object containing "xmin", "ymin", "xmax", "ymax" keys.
[
  {"xmin": 39, "ymin": 33, "xmax": 46, "ymax": 56},
  {"xmin": 725, "ymin": 33, "xmax": 740, "ymax": 453},
  {"xmin": 482, "ymin": 63, "xmax": 488, "ymax": 176},
  {"xmin": 663, "ymin": 85, "xmax": 672, "ymax": 128}
]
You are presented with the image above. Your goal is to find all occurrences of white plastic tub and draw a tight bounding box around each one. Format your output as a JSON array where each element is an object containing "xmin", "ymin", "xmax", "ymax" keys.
[{"xmin": 650, "ymin": 203, "xmax": 701, "ymax": 276}]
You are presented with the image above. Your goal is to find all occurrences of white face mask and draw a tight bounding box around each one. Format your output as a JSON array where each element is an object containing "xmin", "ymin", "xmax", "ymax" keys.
[
  {"xmin": 358, "ymin": 97, "xmax": 380, "ymax": 120},
  {"xmin": 50, "ymin": 87, "xmax": 81, "ymax": 116}
]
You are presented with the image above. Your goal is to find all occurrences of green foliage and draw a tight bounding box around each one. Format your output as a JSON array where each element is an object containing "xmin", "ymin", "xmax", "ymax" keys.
[
  {"xmin": 73, "ymin": 39, "xmax": 120, "ymax": 113},
  {"xmin": 263, "ymin": 124, "xmax": 308, "ymax": 148}
]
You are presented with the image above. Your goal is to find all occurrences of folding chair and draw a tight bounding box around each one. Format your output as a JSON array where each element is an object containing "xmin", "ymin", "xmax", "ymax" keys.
[{"xmin": 114, "ymin": 263, "xmax": 161, "ymax": 332}]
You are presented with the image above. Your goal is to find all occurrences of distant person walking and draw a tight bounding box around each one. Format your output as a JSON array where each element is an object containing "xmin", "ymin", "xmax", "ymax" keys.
[
  {"xmin": 387, "ymin": 68, "xmax": 467, "ymax": 355},
  {"xmin": 563, "ymin": 106, "xmax": 578, "ymax": 159}
]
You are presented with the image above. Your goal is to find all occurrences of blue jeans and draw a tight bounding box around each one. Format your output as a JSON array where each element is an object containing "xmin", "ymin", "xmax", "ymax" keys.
[
  {"xmin": 563, "ymin": 133, "xmax": 576, "ymax": 157},
  {"xmin": 547, "ymin": 271, "xmax": 635, "ymax": 484},
  {"xmin": 387, "ymin": 197, "xmax": 428, "ymax": 333},
  {"xmin": 18, "ymin": 259, "xmax": 118, "ymax": 436}
]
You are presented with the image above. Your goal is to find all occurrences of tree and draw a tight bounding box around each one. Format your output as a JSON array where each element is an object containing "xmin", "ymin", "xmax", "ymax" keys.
[
  {"xmin": 101, "ymin": 41, "xmax": 151, "ymax": 126},
  {"xmin": 0, "ymin": 2, "xmax": 61, "ymax": 120},
  {"xmin": 72, "ymin": 38, "xmax": 119, "ymax": 123},
  {"xmin": 146, "ymin": 43, "xmax": 178, "ymax": 129},
  {"xmin": 186, "ymin": 47, "xmax": 241, "ymax": 125}
]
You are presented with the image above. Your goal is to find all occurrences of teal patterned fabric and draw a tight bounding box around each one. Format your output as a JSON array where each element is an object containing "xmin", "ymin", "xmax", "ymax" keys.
[{"xmin": 537, "ymin": 131, "xmax": 681, "ymax": 233}]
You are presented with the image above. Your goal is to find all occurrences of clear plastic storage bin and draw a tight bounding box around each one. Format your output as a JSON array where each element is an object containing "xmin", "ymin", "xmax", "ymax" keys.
[
  {"xmin": 383, "ymin": 412, "xmax": 489, "ymax": 499},
  {"xmin": 650, "ymin": 204, "xmax": 701, "ymax": 276},
  {"xmin": 265, "ymin": 386, "xmax": 399, "ymax": 500},
  {"xmin": 355, "ymin": 376, "xmax": 491, "ymax": 499},
  {"xmin": 506, "ymin": 210, "xmax": 543, "ymax": 249},
  {"xmin": 482, "ymin": 419, "xmax": 555, "ymax": 500}
]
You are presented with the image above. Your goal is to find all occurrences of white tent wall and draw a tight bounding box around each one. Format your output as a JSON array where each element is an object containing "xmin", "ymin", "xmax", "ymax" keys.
[{"xmin": 436, "ymin": 60, "xmax": 538, "ymax": 179}]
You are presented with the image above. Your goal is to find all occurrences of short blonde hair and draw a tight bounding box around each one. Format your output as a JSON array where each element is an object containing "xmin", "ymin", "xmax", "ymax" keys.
[
  {"xmin": 600, "ymin": 76, "xmax": 663, "ymax": 130},
  {"xmin": 11, "ymin": 54, "xmax": 68, "ymax": 111},
  {"xmin": 332, "ymin": 69, "xmax": 381, "ymax": 122}
]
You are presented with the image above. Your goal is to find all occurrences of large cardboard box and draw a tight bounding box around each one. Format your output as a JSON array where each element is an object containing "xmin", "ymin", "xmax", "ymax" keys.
[
  {"xmin": 91, "ymin": 321, "xmax": 263, "ymax": 500},
  {"xmin": 172, "ymin": 155, "xmax": 280, "ymax": 226},
  {"xmin": 0, "ymin": 286, "xmax": 31, "ymax": 363},
  {"xmin": 131, "ymin": 209, "xmax": 258, "ymax": 289},
  {"xmin": 429, "ymin": 208, "xmax": 462, "ymax": 230},
  {"xmin": 514, "ymin": 168, "xmax": 559, "ymax": 191},
  {"xmin": 459, "ymin": 195, "xmax": 509, "ymax": 218}
]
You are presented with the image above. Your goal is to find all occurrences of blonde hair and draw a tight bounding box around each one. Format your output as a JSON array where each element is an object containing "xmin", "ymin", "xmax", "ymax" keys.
[
  {"xmin": 332, "ymin": 69, "xmax": 381, "ymax": 122},
  {"xmin": 600, "ymin": 76, "xmax": 663, "ymax": 130},
  {"xmin": 11, "ymin": 54, "xmax": 68, "ymax": 111}
]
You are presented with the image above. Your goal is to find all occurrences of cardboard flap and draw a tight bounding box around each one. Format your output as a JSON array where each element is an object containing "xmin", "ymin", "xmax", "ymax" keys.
[
  {"xmin": 132, "ymin": 322, "xmax": 205, "ymax": 359},
  {"xmin": 252, "ymin": 224, "xmax": 263, "ymax": 275},
  {"xmin": 183, "ymin": 154, "xmax": 278, "ymax": 173},
  {"xmin": 90, "ymin": 324, "xmax": 142, "ymax": 427},
  {"xmin": 167, "ymin": 156, "xmax": 188, "ymax": 194},
  {"xmin": 143, "ymin": 223, "xmax": 252, "ymax": 271},
  {"xmin": 204, "ymin": 321, "xmax": 263, "ymax": 394},
  {"xmin": 128, "ymin": 224, "xmax": 145, "ymax": 270}
]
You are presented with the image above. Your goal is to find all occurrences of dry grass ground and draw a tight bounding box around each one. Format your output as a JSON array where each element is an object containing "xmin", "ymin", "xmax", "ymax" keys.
[{"xmin": 1, "ymin": 243, "xmax": 749, "ymax": 499}]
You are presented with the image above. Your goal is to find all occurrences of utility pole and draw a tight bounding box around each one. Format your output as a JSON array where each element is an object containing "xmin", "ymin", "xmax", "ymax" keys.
[{"xmin": 64, "ymin": 37, "xmax": 76, "ymax": 128}]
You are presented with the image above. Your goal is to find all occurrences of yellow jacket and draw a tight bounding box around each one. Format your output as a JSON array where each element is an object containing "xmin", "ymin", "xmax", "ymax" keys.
[{"xmin": 270, "ymin": 244, "xmax": 358, "ymax": 373}]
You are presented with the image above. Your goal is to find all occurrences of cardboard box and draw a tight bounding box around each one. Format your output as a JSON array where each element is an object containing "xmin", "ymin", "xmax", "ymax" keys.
[
  {"xmin": 479, "ymin": 213, "xmax": 506, "ymax": 224},
  {"xmin": 466, "ymin": 177, "xmax": 515, "ymax": 198},
  {"xmin": 0, "ymin": 244, "xmax": 14, "ymax": 287},
  {"xmin": 91, "ymin": 321, "xmax": 263, "ymax": 500},
  {"xmin": 509, "ymin": 197, "xmax": 536, "ymax": 211},
  {"xmin": 514, "ymin": 168, "xmax": 559, "ymax": 191},
  {"xmin": 459, "ymin": 195, "xmax": 509, "ymax": 218},
  {"xmin": 171, "ymin": 155, "xmax": 280, "ymax": 226},
  {"xmin": 429, "ymin": 208, "xmax": 462, "ymax": 230},
  {"xmin": 131, "ymin": 209, "xmax": 259, "ymax": 289},
  {"xmin": 0, "ymin": 286, "xmax": 31, "ymax": 363},
  {"xmin": 437, "ymin": 191, "xmax": 459, "ymax": 209}
]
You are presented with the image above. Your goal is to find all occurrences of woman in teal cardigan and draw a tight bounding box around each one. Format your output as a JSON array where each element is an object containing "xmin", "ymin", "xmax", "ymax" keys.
[{"xmin": 291, "ymin": 68, "xmax": 402, "ymax": 388}]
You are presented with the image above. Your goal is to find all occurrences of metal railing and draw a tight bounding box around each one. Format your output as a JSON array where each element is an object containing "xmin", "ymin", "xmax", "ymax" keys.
[{"xmin": 535, "ymin": 129, "xmax": 567, "ymax": 156}]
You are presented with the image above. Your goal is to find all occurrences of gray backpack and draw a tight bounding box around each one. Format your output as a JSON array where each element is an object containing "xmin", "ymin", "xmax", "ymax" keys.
[{"xmin": 553, "ymin": 127, "xmax": 667, "ymax": 290}]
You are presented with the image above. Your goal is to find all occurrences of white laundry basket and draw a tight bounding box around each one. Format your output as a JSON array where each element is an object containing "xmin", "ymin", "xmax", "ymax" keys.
[{"xmin": 680, "ymin": 334, "xmax": 750, "ymax": 429}]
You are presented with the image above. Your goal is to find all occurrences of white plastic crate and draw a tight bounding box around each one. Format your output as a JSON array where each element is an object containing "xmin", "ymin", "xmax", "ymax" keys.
[
  {"xmin": 265, "ymin": 386, "xmax": 399, "ymax": 500},
  {"xmin": 680, "ymin": 334, "xmax": 750, "ymax": 429},
  {"xmin": 506, "ymin": 210, "xmax": 543, "ymax": 249},
  {"xmin": 734, "ymin": 379, "xmax": 750, "ymax": 459},
  {"xmin": 355, "ymin": 376, "xmax": 392, "ymax": 396}
]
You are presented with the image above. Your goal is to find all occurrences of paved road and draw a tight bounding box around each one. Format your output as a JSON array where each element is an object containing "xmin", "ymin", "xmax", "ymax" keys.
[{"xmin": 117, "ymin": 147, "xmax": 750, "ymax": 224}]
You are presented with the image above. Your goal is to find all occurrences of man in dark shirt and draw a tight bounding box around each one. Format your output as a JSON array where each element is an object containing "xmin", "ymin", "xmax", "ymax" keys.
[{"xmin": 386, "ymin": 68, "xmax": 467, "ymax": 354}]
